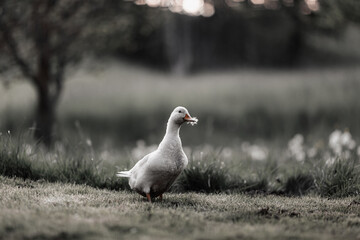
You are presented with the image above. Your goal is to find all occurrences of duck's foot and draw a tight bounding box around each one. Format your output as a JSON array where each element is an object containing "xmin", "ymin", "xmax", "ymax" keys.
[{"xmin": 146, "ymin": 193, "xmax": 152, "ymax": 203}]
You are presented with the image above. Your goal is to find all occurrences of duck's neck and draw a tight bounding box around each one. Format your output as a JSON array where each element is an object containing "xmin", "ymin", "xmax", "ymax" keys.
[{"xmin": 158, "ymin": 121, "xmax": 182, "ymax": 151}]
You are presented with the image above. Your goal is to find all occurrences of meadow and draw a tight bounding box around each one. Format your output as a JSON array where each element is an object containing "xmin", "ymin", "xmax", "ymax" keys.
[
  {"xmin": 2, "ymin": 60, "xmax": 360, "ymax": 146},
  {"xmin": 1, "ymin": 61, "xmax": 360, "ymax": 239}
]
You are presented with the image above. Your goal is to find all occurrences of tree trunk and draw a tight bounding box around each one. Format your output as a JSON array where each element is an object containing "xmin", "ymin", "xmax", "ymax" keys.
[
  {"xmin": 34, "ymin": 87, "xmax": 55, "ymax": 148},
  {"xmin": 33, "ymin": 38, "xmax": 57, "ymax": 148}
]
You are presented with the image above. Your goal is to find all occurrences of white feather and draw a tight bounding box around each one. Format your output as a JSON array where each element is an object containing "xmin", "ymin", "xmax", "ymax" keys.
[{"xmin": 116, "ymin": 171, "xmax": 131, "ymax": 178}]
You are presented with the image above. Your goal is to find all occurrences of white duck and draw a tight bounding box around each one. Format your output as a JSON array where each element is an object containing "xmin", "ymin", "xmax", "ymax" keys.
[{"xmin": 117, "ymin": 106, "xmax": 198, "ymax": 202}]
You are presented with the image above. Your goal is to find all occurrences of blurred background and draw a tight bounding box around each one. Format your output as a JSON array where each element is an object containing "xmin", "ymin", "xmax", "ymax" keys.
[{"xmin": 0, "ymin": 0, "xmax": 360, "ymax": 150}]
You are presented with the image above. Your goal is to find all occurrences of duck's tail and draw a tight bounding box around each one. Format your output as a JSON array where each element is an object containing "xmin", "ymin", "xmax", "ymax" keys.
[{"xmin": 116, "ymin": 170, "xmax": 131, "ymax": 178}]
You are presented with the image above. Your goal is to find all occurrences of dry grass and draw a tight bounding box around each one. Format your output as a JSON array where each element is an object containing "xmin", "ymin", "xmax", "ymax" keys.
[{"xmin": 1, "ymin": 176, "xmax": 360, "ymax": 240}]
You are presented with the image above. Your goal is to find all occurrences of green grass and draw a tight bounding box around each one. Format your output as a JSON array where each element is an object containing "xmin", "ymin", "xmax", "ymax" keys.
[
  {"xmin": 1, "ymin": 176, "xmax": 360, "ymax": 240},
  {"xmin": 0, "ymin": 133, "xmax": 129, "ymax": 191},
  {"xmin": 315, "ymin": 159, "xmax": 360, "ymax": 198},
  {"xmin": 1, "ymin": 132, "xmax": 359, "ymax": 198},
  {"xmin": 1, "ymin": 52, "xmax": 360, "ymax": 239}
]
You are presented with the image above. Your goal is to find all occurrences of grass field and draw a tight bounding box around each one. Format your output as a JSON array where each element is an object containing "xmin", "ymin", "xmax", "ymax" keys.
[
  {"xmin": 1, "ymin": 176, "xmax": 360, "ymax": 240},
  {"xmin": 1, "ymin": 61, "xmax": 360, "ymax": 239},
  {"xmin": 1, "ymin": 61, "xmax": 360, "ymax": 146},
  {"xmin": 1, "ymin": 62, "xmax": 360, "ymax": 195}
]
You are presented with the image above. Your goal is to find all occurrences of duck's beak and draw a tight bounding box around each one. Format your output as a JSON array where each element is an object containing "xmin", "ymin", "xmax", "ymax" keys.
[{"xmin": 184, "ymin": 114, "xmax": 196, "ymax": 122}]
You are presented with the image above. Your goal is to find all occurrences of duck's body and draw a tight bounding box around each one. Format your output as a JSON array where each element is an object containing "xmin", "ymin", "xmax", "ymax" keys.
[{"xmin": 117, "ymin": 106, "xmax": 197, "ymax": 202}]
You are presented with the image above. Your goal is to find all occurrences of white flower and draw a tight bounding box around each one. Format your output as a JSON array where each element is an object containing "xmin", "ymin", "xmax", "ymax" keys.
[
  {"xmin": 241, "ymin": 142, "xmax": 268, "ymax": 161},
  {"xmin": 288, "ymin": 134, "xmax": 305, "ymax": 162},
  {"xmin": 297, "ymin": 151, "xmax": 306, "ymax": 162},
  {"xmin": 329, "ymin": 129, "xmax": 356, "ymax": 155},
  {"xmin": 294, "ymin": 134, "xmax": 304, "ymax": 144},
  {"xmin": 340, "ymin": 131, "xmax": 356, "ymax": 150},
  {"xmin": 221, "ymin": 147, "xmax": 233, "ymax": 159},
  {"xmin": 341, "ymin": 131, "xmax": 351, "ymax": 145},
  {"xmin": 249, "ymin": 145, "xmax": 268, "ymax": 161},
  {"xmin": 329, "ymin": 130, "xmax": 342, "ymax": 154}
]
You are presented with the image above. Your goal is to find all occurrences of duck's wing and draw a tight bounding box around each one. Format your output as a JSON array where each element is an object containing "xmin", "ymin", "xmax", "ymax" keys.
[
  {"xmin": 131, "ymin": 153, "xmax": 151, "ymax": 173},
  {"xmin": 116, "ymin": 153, "xmax": 151, "ymax": 178}
]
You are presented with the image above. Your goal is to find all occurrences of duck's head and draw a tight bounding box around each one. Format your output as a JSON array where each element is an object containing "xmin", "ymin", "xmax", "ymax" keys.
[{"xmin": 169, "ymin": 106, "xmax": 198, "ymax": 126}]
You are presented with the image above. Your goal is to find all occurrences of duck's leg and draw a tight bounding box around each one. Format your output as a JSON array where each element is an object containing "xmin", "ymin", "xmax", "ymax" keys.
[
  {"xmin": 159, "ymin": 194, "xmax": 163, "ymax": 201},
  {"xmin": 146, "ymin": 193, "xmax": 152, "ymax": 203}
]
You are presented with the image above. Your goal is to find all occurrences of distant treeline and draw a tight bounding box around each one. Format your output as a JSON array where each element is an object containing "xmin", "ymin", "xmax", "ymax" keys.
[{"xmin": 101, "ymin": 1, "xmax": 360, "ymax": 73}]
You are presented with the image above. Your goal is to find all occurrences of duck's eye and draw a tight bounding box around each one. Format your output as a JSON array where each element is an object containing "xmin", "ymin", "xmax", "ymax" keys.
[{"xmin": 178, "ymin": 110, "xmax": 182, "ymax": 113}]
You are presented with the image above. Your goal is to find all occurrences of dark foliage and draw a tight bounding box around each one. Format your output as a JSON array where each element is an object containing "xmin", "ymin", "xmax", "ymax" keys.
[
  {"xmin": 284, "ymin": 173, "xmax": 315, "ymax": 196},
  {"xmin": 174, "ymin": 165, "xmax": 229, "ymax": 193}
]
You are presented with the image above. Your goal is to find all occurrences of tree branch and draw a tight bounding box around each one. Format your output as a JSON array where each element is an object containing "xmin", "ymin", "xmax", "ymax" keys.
[{"xmin": 0, "ymin": 20, "xmax": 37, "ymax": 84}]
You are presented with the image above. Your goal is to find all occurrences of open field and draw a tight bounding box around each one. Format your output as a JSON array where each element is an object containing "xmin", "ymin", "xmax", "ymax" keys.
[
  {"xmin": 1, "ymin": 176, "xmax": 360, "ymax": 240},
  {"xmin": 1, "ymin": 62, "xmax": 360, "ymax": 239},
  {"xmin": 0, "ymin": 62, "xmax": 360, "ymax": 197},
  {"xmin": 1, "ymin": 61, "xmax": 360, "ymax": 146}
]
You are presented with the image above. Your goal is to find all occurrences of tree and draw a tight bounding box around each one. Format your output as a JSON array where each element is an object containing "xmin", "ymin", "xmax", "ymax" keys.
[{"xmin": 0, "ymin": 0, "xmax": 122, "ymax": 146}]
